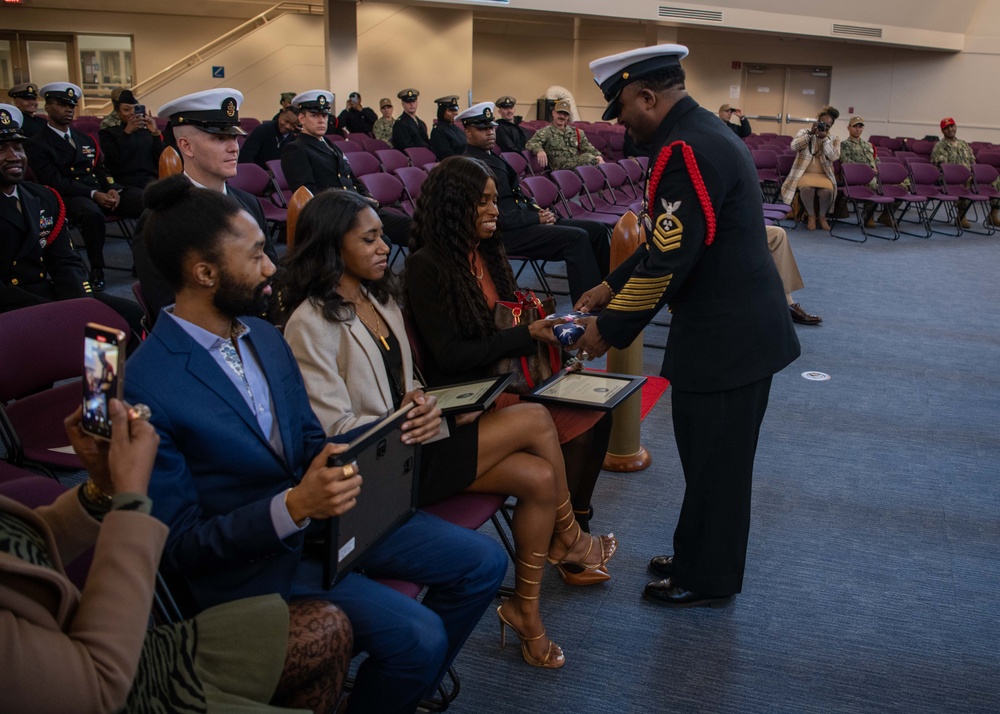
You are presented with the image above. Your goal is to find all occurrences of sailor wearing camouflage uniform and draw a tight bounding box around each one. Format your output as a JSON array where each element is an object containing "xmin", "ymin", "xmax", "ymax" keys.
[
  {"xmin": 573, "ymin": 44, "xmax": 799, "ymax": 609},
  {"xmin": 930, "ymin": 117, "xmax": 999, "ymax": 226},
  {"xmin": 839, "ymin": 116, "xmax": 894, "ymax": 227},
  {"xmin": 373, "ymin": 98, "xmax": 396, "ymax": 145},
  {"xmin": 525, "ymin": 100, "xmax": 604, "ymax": 170}
]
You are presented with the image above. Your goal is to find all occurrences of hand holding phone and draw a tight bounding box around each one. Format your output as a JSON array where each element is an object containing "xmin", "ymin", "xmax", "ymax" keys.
[{"xmin": 82, "ymin": 323, "xmax": 126, "ymax": 440}]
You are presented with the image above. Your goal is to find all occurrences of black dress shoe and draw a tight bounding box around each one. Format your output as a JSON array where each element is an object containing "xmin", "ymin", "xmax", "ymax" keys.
[
  {"xmin": 647, "ymin": 555, "xmax": 674, "ymax": 579},
  {"xmin": 89, "ymin": 268, "xmax": 106, "ymax": 293},
  {"xmin": 642, "ymin": 578, "xmax": 735, "ymax": 608}
]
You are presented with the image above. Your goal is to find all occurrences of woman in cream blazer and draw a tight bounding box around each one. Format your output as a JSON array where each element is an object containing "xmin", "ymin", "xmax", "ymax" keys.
[{"xmin": 278, "ymin": 187, "xmax": 619, "ymax": 670}]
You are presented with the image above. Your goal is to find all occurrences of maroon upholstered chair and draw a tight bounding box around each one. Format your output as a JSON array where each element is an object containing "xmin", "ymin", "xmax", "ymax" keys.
[
  {"xmin": 265, "ymin": 159, "xmax": 293, "ymax": 207},
  {"xmin": 547, "ymin": 170, "xmax": 620, "ymax": 225},
  {"xmin": 403, "ymin": 147, "xmax": 437, "ymax": 169},
  {"xmin": 831, "ymin": 163, "xmax": 897, "ymax": 242},
  {"xmin": 338, "ymin": 139, "xmax": 367, "ymax": 154},
  {"xmin": 228, "ymin": 163, "xmax": 288, "ymax": 239},
  {"xmin": 501, "ymin": 152, "xmax": 529, "ymax": 179},
  {"xmin": 394, "ymin": 166, "xmax": 428, "ymax": 216},
  {"xmin": 343, "ymin": 151, "xmax": 382, "ymax": 177},
  {"xmin": 908, "ymin": 162, "xmax": 961, "ymax": 236},
  {"xmin": 239, "ymin": 117, "xmax": 262, "ymax": 134},
  {"xmin": 598, "ymin": 161, "xmax": 641, "ymax": 204},
  {"xmin": 876, "ymin": 162, "xmax": 931, "ymax": 238},
  {"xmin": 356, "ymin": 136, "xmax": 390, "ymax": 153},
  {"xmin": 0, "ymin": 299, "xmax": 129, "ymax": 474},
  {"xmin": 573, "ymin": 165, "xmax": 630, "ymax": 216},
  {"xmin": 359, "ymin": 172, "xmax": 406, "ymax": 213},
  {"xmin": 939, "ymin": 163, "xmax": 991, "ymax": 235}
]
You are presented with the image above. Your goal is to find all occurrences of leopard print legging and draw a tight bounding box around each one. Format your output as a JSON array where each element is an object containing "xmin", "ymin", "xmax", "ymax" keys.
[{"xmin": 272, "ymin": 600, "xmax": 353, "ymax": 714}]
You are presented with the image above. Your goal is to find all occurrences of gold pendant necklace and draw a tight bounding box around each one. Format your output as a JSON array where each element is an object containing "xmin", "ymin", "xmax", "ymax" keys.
[{"xmin": 356, "ymin": 296, "xmax": 390, "ymax": 351}]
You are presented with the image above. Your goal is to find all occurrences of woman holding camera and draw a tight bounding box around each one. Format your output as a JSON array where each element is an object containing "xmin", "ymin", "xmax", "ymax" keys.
[{"xmin": 779, "ymin": 106, "xmax": 841, "ymax": 230}]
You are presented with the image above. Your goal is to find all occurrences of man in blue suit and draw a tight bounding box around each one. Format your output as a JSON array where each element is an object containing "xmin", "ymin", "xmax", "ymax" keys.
[{"xmin": 125, "ymin": 175, "xmax": 506, "ymax": 714}]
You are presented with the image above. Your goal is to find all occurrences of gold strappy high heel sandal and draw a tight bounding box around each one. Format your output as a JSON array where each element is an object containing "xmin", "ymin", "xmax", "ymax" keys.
[
  {"xmin": 547, "ymin": 497, "xmax": 618, "ymax": 573},
  {"xmin": 496, "ymin": 553, "xmax": 565, "ymax": 669}
]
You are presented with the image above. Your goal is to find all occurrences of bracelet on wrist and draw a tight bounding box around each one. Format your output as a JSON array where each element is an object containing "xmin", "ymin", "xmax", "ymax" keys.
[
  {"xmin": 601, "ymin": 280, "xmax": 616, "ymax": 297},
  {"xmin": 82, "ymin": 479, "xmax": 114, "ymax": 510}
]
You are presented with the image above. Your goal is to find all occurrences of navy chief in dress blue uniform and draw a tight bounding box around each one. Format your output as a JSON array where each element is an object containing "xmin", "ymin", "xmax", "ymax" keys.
[{"xmin": 574, "ymin": 45, "xmax": 800, "ymax": 607}]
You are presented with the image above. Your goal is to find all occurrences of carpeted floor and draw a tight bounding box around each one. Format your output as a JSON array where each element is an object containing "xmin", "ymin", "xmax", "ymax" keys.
[
  {"xmin": 95, "ymin": 216, "xmax": 999, "ymax": 713},
  {"xmin": 443, "ymin": 220, "xmax": 1000, "ymax": 714}
]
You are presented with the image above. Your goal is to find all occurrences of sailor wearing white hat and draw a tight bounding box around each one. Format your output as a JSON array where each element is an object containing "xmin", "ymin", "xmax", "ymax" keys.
[
  {"xmin": 575, "ymin": 43, "xmax": 800, "ymax": 609},
  {"xmin": 134, "ymin": 88, "xmax": 279, "ymax": 323}
]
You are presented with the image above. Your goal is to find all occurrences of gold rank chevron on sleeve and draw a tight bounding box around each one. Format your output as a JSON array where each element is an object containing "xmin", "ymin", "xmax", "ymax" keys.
[
  {"xmin": 651, "ymin": 209, "xmax": 683, "ymax": 253},
  {"xmin": 607, "ymin": 273, "xmax": 673, "ymax": 312}
]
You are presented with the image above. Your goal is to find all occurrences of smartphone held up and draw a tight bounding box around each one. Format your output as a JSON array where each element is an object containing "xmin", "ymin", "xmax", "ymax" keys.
[{"xmin": 82, "ymin": 323, "xmax": 126, "ymax": 440}]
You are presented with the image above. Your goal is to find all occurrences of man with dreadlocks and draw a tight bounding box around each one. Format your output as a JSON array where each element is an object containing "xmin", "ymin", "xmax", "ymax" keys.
[{"xmin": 573, "ymin": 45, "xmax": 800, "ymax": 609}]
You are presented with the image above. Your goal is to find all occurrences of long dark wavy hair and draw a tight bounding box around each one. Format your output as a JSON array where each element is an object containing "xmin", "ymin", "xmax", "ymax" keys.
[
  {"xmin": 273, "ymin": 190, "xmax": 398, "ymax": 326},
  {"xmin": 407, "ymin": 156, "xmax": 517, "ymax": 339}
]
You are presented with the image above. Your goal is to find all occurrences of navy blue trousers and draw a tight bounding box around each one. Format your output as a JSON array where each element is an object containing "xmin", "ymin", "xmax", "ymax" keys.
[
  {"xmin": 670, "ymin": 376, "xmax": 773, "ymax": 597},
  {"xmin": 292, "ymin": 510, "xmax": 507, "ymax": 714}
]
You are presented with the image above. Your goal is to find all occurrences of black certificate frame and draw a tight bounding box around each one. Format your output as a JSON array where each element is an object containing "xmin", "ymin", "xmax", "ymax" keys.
[
  {"xmin": 521, "ymin": 369, "xmax": 646, "ymax": 411},
  {"xmin": 424, "ymin": 373, "xmax": 516, "ymax": 415}
]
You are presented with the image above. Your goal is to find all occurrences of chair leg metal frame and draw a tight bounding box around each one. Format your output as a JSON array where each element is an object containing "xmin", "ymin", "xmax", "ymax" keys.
[
  {"xmin": 830, "ymin": 196, "xmax": 898, "ymax": 242},
  {"xmin": 67, "ymin": 219, "xmax": 137, "ymax": 273},
  {"xmin": 885, "ymin": 201, "xmax": 932, "ymax": 239},
  {"xmin": 511, "ymin": 258, "xmax": 558, "ymax": 296},
  {"xmin": 952, "ymin": 197, "xmax": 994, "ymax": 236},
  {"xmin": 923, "ymin": 199, "xmax": 963, "ymax": 237}
]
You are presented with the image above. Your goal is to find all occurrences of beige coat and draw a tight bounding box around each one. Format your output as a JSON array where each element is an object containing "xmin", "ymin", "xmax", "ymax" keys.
[
  {"xmin": 778, "ymin": 128, "xmax": 841, "ymax": 205},
  {"xmin": 0, "ymin": 488, "xmax": 168, "ymax": 714},
  {"xmin": 284, "ymin": 295, "xmax": 435, "ymax": 436}
]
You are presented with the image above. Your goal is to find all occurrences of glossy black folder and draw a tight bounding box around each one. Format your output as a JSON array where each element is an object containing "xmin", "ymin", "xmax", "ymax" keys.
[{"xmin": 323, "ymin": 402, "xmax": 420, "ymax": 589}]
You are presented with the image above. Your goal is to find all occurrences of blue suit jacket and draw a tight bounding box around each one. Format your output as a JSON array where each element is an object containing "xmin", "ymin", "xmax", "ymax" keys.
[{"xmin": 125, "ymin": 312, "xmax": 330, "ymax": 612}]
